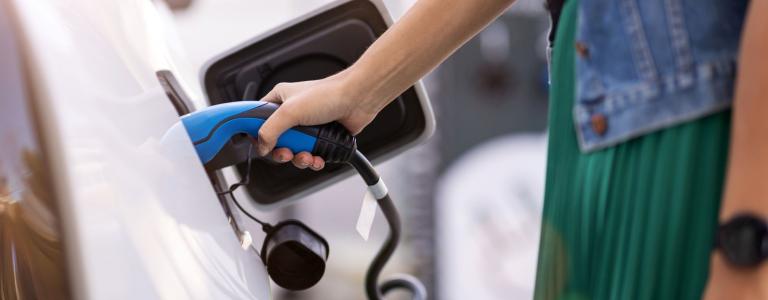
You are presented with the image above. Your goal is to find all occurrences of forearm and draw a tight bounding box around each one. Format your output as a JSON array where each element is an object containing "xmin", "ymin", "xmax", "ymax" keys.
[
  {"xmin": 721, "ymin": 1, "xmax": 768, "ymax": 220},
  {"xmin": 707, "ymin": 0, "xmax": 768, "ymax": 298},
  {"xmin": 343, "ymin": 0, "xmax": 515, "ymax": 113}
]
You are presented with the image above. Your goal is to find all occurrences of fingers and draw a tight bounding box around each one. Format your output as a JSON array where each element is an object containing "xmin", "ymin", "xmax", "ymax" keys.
[
  {"xmin": 289, "ymin": 152, "xmax": 326, "ymax": 171},
  {"xmin": 257, "ymin": 105, "xmax": 297, "ymax": 156},
  {"xmin": 259, "ymin": 83, "xmax": 300, "ymax": 156},
  {"xmin": 290, "ymin": 152, "xmax": 313, "ymax": 169},
  {"xmin": 270, "ymin": 149, "xmax": 326, "ymax": 171},
  {"xmin": 271, "ymin": 148, "xmax": 293, "ymax": 163},
  {"xmin": 261, "ymin": 83, "xmax": 286, "ymax": 104},
  {"xmin": 309, "ymin": 156, "xmax": 325, "ymax": 171}
]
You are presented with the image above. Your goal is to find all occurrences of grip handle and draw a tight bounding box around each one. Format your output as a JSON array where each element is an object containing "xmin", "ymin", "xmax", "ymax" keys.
[{"xmin": 181, "ymin": 101, "xmax": 356, "ymax": 170}]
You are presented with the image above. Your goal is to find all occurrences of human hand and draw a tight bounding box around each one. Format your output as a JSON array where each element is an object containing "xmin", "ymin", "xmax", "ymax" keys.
[{"xmin": 257, "ymin": 71, "xmax": 379, "ymax": 170}]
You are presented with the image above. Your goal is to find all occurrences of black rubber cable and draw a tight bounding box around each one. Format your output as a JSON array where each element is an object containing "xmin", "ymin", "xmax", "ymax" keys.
[
  {"xmin": 217, "ymin": 143, "xmax": 273, "ymax": 232},
  {"xmin": 220, "ymin": 146, "xmax": 426, "ymax": 299},
  {"xmin": 348, "ymin": 150, "xmax": 428, "ymax": 300}
]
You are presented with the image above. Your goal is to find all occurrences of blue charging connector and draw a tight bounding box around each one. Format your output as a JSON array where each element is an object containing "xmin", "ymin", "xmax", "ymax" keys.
[
  {"xmin": 177, "ymin": 100, "xmax": 426, "ymax": 300},
  {"xmin": 181, "ymin": 100, "xmax": 355, "ymax": 170}
]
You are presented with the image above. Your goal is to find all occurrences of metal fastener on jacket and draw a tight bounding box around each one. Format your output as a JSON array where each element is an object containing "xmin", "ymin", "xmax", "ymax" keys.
[
  {"xmin": 590, "ymin": 113, "xmax": 607, "ymax": 136},
  {"xmin": 575, "ymin": 41, "xmax": 589, "ymax": 58}
]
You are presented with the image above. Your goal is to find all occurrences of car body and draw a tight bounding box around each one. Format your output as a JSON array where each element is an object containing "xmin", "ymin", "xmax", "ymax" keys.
[{"xmin": 0, "ymin": 0, "xmax": 433, "ymax": 299}]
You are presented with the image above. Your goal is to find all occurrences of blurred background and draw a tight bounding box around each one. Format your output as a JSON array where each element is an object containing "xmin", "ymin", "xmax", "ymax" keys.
[{"xmin": 168, "ymin": 0, "xmax": 550, "ymax": 299}]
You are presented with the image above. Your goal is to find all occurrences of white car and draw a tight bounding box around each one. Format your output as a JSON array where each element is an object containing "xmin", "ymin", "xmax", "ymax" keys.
[{"xmin": 0, "ymin": 0, "xmax": 433, "ymax": 299}]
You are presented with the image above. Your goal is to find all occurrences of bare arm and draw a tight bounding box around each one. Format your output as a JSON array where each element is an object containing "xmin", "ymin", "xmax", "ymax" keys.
[
  {"xmin": 346, "ymin": 0, "xmax": 517, "ymax": 114},
  {"xmin": 256, "ymin": 0, "xmax": 514, "ymax": 169},
  {"xmin": 705, "ymin": 0, "xmax": 768, "ymax": 298}
]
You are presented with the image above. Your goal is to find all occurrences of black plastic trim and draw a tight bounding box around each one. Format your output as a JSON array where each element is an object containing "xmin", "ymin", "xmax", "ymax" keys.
[
  {"xmin": 157, "ymin": 70, "xmax": 194, "ymax": 116},
  {"xmin": 204, "ymin": 0, "xmax": 427, "ymax": 205}
]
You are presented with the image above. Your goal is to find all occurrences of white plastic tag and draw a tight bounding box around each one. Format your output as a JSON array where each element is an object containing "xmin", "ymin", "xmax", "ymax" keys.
[
  {"xmin": 239, "ymin": 230, "xmax": 253, "ymax": 250},
  {"xmin": 356, "ymin": 189, "xmax": 377, "ymax": 241}
]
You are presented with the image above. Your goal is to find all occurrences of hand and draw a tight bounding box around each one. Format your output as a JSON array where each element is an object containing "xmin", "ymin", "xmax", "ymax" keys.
[{"xmin": 257, "ymin": 71, "xmax": 379, "ymax": 170}]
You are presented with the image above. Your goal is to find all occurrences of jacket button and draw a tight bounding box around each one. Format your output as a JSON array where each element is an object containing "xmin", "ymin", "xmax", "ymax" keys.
[
  {"xmin": 575, "ymin": 42, "xmax": 589, "ymax": 58},
  {"xmin": 590, "ymin": 114, "xmax": 608, "ymax": 136}
]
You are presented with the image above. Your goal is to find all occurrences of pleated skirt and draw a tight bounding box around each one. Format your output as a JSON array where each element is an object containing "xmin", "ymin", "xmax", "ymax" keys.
[{"xmin": 534, "ymin": 1, "xmax": 732, "ymax": 299}]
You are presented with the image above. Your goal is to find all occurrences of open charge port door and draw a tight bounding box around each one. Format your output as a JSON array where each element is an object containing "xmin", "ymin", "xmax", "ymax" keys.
[{"xmin": 202, "ymin": 0, "xmax": 434, "ymax": 208}]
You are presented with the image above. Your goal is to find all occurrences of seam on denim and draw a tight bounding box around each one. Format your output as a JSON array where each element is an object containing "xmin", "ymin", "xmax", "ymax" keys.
[
  {"xmin": 620, "ymin": 0, "xmax": 658, "ymax": 82},
  {"xmin": 575, "ymin": 8, "xmax": 608, "ymax": 100},
  {"xmin": 577, "ymin": 100, "xmax": 731, "ymax": 152},
  {"xmin": 576, "ymin": 68, "xmax": 736, "ymax": 152},
  {"xmin": 574, "ymin": 62, "xmax": 735, "ymax": 152},
  {"xmin": 573, "ymin": 103, "xmax": 589, "ymax": 153},
  {"xmin": 577, "ymin": 58, "xmax": 737, "ymax": 118},
  {"xmin": 665, "ymin": 0, "xmax": 694, "ymax": 76}
]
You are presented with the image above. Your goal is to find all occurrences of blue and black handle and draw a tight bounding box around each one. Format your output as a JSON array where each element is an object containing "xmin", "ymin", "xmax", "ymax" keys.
[
  {"xmin": 179, "ymin": 100, "xmax": 426, "ymax": 300},
  {"xmin": 181, "ymin": 101, "xmax": 356, "ymax": 171}
]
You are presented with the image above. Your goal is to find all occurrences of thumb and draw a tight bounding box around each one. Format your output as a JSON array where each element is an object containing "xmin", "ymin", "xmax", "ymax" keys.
[
  {"xmin": 257, "ymin": 105, "xmax": 297, "ymax": 156},
  {"xmin": 261, "ymin": 83, "xmax": 287, "ymax": 104}
]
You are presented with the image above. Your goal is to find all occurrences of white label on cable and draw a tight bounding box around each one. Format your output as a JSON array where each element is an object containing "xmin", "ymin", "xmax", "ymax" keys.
[
  {"xmin": 356, "ymin": 189, "xmax": 377, "ymax": 241},
  {"xmin": 368, "ymin": 179, "xmax": 388, "ymax": 200},
  {"xmin": 356, "ymin": 180, "xmax": 388, "ymax": 241}
]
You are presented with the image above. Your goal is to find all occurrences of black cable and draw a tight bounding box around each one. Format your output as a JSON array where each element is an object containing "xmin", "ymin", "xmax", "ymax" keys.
[
  {"xmin": 229, "ymin": 190, "xmax": 273, "ymax": 232},
  {"xmin": 349, "ymin": 151, "xmax": 379, "ymax": 185},
  {"xmin": 217, "ymin": 146, "xmax": 426, "ymax": 299},
  {"xmin": 348, "ymin": 150, "xmax": 427, "ymax": 300},
  {"xmin": 380, "ymin": 274, "xmax": 427, "ymax": 297},
  {"xmin": 217, "ymin": 143, "xmax": 273, "ymax": 232}
]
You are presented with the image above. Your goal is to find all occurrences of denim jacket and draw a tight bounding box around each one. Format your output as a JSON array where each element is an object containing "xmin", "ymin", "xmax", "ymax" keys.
[{"xmin": 570, "ymin": 0, "xmax": 748, "ymax": 152}]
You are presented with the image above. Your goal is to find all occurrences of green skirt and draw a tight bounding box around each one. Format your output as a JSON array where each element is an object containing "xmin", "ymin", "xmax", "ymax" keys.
[{"xmin": 534, "ymin": 1, "xmax": 732, "ymax": 299}]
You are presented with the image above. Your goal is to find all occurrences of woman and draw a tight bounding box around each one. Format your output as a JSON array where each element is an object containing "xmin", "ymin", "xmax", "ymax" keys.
[{"xmin": 255, "ymin": 0, "xmax": 767, "ymax": 298}]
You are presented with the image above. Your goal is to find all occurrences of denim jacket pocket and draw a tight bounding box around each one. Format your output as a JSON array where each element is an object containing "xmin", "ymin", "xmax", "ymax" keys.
[{"xmin": 574, "ymin": 0, "xmax": 748, "ymax": 152}]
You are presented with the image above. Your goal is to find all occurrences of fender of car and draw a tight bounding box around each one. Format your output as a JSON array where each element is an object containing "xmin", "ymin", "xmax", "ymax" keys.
[{"xmin": 1, "ymin": 0, "xmax": 433, "ymax": 299}]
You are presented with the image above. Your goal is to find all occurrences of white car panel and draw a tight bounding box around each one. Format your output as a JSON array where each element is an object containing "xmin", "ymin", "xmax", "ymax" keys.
[{"xmin": 9, "ymin": 0, "xmax": 270, "ymax": 299}]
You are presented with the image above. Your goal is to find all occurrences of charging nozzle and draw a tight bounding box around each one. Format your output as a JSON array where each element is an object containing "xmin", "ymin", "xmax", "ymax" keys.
[
  {"xmin": 180, "ymin": 101, "xmax": 356, "ymax": 170},
  {"xmin": 178, "ymin": 101, "xmax": 426, "ymax": 299}
]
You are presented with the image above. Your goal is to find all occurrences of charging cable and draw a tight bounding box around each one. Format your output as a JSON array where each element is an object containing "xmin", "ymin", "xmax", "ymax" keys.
[
  {"xmin": 348, "ymin": 151, "xmax": 427, "ymax": 300},
  {"xmin": 219, "ymin": 145, "xmax": 427, "ymax": 299}
]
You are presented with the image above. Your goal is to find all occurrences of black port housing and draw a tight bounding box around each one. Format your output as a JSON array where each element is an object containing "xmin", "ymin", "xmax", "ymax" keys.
[{"xmin": 203, "ymin": 0, "xmax": 428, "ymax": 206}]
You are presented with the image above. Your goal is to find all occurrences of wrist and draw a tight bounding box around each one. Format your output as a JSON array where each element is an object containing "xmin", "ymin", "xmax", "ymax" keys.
[
  {"xmin": 716, "ymin": 213, "xmax": 768, "ymax": 267},
  {"xmin": 707, "ymin": 213, "xmax": 768, "ymax": 299},
  {"xmin": 707, "ymin": 251, "xmax": 768, "ymax": 300},
  {"xmin": 335, "ymin": 63, "xmax": 391, "ymax": 115}
]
